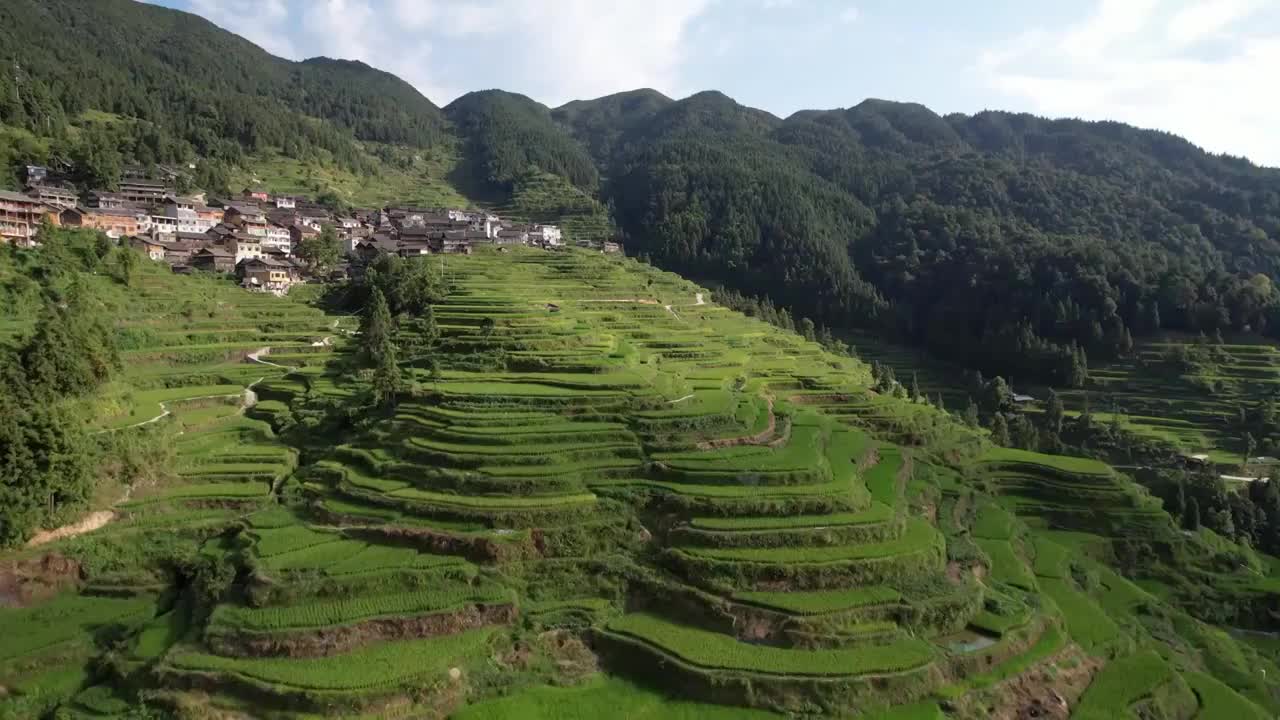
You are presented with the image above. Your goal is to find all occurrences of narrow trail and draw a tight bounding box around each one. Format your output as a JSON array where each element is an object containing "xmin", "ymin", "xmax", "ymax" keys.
[
  {"xmin": 26, "ymin": 511, "xmax": 117, "ymax": 548},
  {"xmin": 64, "ymin": 352, "xmax": 284, "ymax": 543},
  {"xmin": 667, "ymin": 394, "xmax": 695, "ymax": 404},
  {"xmin": 247, "ymin": 346, "xmax": 290, "ymax": 369}
]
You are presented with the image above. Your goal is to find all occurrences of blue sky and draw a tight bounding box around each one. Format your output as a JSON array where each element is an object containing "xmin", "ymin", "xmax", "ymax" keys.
[{"xmin": 149, "ymin": 0, "xmax": 1279, "ymax": 166}]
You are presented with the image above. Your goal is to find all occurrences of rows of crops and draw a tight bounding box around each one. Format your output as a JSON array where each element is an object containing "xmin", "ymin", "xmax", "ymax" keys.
[{"xmin": 605, "ymin": 613, "xmax": 934, "ymax": 677}]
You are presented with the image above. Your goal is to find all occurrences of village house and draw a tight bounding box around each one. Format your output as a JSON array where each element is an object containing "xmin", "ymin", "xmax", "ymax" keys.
[
  {"xmin": 153, "ymin": 164, "xmax": 188, "ymax": 184},
  {"xmin": 24, "ymin": 165, "xmax": 48, "ymax": 186},
  {"xmin": 289, "ymin": 222, "xmax": 319, "ymax": 249},
  {"xmin": 223, "ymin": 202, "xmax": 266, "ymax": 223},
  {"xmin": 162, "ymin": 234, "xmax": 204, "ymax": 268},
  {"xmin": 441, "ymin": 231, "xmax": 473, "ymax": 254},
  {"xmin": 602, "ymin": 241, "xmax": 622, "ymax": 254},
  {"xmin": 128, "ymin": 235, "xmax": 167, "ymax": 262},
  {"xmin": 224, "ymin": 233, "xmax": 264, "ymax": 262},
  {"xmin": 397, "ymin": 237, "xmax": 435, "ymax": 257},
  {"xmin": 87, "ymin": 190, "xmax": 130, "ymax": 209},
  {"xmin": 119, "ymin": 178, "xmax": 173, "ymax": 205},
  {"xmin": 190, "ymin": 247, "xmax": 236, "ymax": 273},
  {"xmin": 60, "ymin": 206, "xmax": 148, "ymax": 238},
  {"xmin": 528, "ymin": 224, "xmax": 562, "ymax": 247},
  {"xmin": 494, "ymin": 227, "xmax": 529, "ymax": 245},
  {"xmin": 150, "ymin": 196, "xmax": 217, "ymax": 235},
  {"xmin": 206, "ymin": 223, "xmax": 236, "ymax": 245},
  {"xmin": 263, "ymin": 222, "xmax": 292, "ymax": 254},
  {"xmin": 273, "ymin": 195, "xmax": 296, "ymax": 209},
  {"xmin": 0, "ymin": 190, "xmax": 48, "ymax": 245},
  {"xmin": 241, "ymin": 187, "xmax": 270, "ymax": 202},
  {"xmin": 27, "ymin": 184, "xmax": 78, "ymax": 210},
  {"xmin": 194, "ymin": 203, "xmax": 224, "ymax": 226},
  {"xmin": 236, "ymin": 256, "xmax": 296, "ymax": 294}
]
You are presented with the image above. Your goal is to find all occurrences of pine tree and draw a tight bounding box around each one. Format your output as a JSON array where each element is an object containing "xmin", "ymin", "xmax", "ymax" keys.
[
  {"xmin": 429, "ymin": 357, "xmax": 442, "ymax": 390},
  {"xmin": 990, "ymin": 413, "xmax": 1011, "ymax": 446},
  {"xmin": 371, "ymin": 338, "xmax": 401, "ymax": 409},
  {"xmin": 799, "ymin": 317, "xmax": 816, "ymax": 342},
  {"xmin": 360, "ymin": 287, "xmax": 393, "ymax": 365},
  {"xmin": 963, "ymin": 398, "xmax": 980, "ymax": 428},
  {"xmin": 1188, "ymin": 497, "xmax": 1201, "ymax": 531},
  {"xmin": 1045, "ymin": 388, "xmax": 1065, "ymax": 435},
  {"xmin": 910, "ymin": 372, "xmax": 921, "ymax": 403}
]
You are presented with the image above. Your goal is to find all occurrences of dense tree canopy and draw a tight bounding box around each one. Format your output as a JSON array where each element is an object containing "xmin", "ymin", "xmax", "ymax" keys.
[
  {"xmin": 0, "ymin": 0, "xmax": 449, "ymax": 190},
  {"xmin": 445, "ymin": 91, "xmax": 599, "ymax": 198},
  {"xmin": 592, "ymin": 94, "xmax": 1280, "ymax": 383}
]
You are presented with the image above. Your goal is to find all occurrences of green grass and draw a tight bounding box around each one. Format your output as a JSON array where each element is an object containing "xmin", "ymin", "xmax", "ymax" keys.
[
  {"xmin": 1073, "ymin": 650, "xmax": 1174, "ymax": 720},
  {"xmin": 1038, "ymin": 578, "xmax": 1119, "ymax": 654},
  {"xmin": 605, "ymin": 613, "xmax": 934, "ymax": 677},
  {"xmin": 233, "ymin": 145, "xmax": 471, "ymax": 210},
  {"xmin": 452, "ymin": 675, "xmax": 780, "ymax": 719},
  {"xmin": 1031, "ymin": 534, "xmax": 1071, "ymax": 578},
  {"xmin": 865, "ymin": 701, "xmax": 945, "ymax": 720},
  {"xmin": 167, "ymin": 628, "xmax": 496, "ymax": 692},
  {"xmin": 209, "ymin": 585, "xmax": 510, "ymax": 633},
  {"xmin": 1183, "ymin": 670, "xmax": 1269, "ymax": 719},
  {"xmin": 972, "ymin": 502, "xmax": 1017, "ymax": 540},
  {"xmin": 678, "ymin": 517, "xmax": 939, "ymax": 565},
  {"xmin": 688, "ymin": 503, "xmax": 893, "ymax": 532},
  {"xmin": 0, "ymin": 594, "xmax": 155, "ymax": 663},
  {"xmin": 975, "ymin": 538, "xmax": 1037, "ymax": 591},
  {"xmin": 978, "ymin": 447, "xmax": 1112, "ymax": 475},
  {"xmin": 865, "ymin": 450, "xmax": 903, "ymax": 506},
  {"xmin": 733, "ymin": 586, "xmax": 902, "ymax": 615}
]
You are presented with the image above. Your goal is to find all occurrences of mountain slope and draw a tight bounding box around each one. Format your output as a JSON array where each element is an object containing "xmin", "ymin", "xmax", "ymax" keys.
[
  {"xmin": 445, "ymin": 90, "xmax": 598, "ymax": 199},
  {"xmin": 605, "ymin": 94, "xmax": 1280, "ymax": 384},
  {"xmin": 0, "ymin": 0, "xmax": 449, "ymax": 192},
  {"xmin": 4, "ymin": 240, "xmax": 1280, "ymax": 719},
  {"xmin": 552, "ymin": 89, "xmax": 672, "ymax": 168},
  {"xmin": 5, "ymin": 0, "xmax": 1280, "ymax": 392}
]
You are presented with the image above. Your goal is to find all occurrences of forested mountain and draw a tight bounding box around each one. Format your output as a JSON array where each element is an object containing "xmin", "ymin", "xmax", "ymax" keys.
[
  {"xmin": 551, "ymin": 89, "xmax": 672, "ymax": 170},
  {"xmin": 0, "ymin": 0, "xmax": 448, "ymax": 190},
  {"xmin": 4, "ymin": 0, "xmax": 1280, "ymax": 384},
  {"xmin": 445, "ymin": 90, "xmax": 599, "ymax": 199},
  {"xmin": 598, "ymin": 94, "xmax": 1280, "ymax": 384}
]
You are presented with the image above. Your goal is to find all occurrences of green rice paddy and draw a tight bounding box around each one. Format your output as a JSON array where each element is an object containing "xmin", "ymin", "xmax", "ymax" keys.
[{"xmin": 2, "ymin": 245, "xmax": 1275, "ymax": 718}]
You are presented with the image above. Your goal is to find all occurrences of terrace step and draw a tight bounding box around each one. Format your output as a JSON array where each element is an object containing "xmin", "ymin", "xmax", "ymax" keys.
[
  {"xmin": 671, "ymin": 504, "xmax": 901, "ymax": 548},
  {"xmin": 602, "ymin": 612, "xmax": 935, "ymax": 679},
  {"xmin": 665, "ymin": 518, "xmax": 946, "ymax": 591}
]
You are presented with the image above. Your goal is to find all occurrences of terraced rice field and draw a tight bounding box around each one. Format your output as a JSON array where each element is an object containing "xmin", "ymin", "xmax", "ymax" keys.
[
  {"xmin": 1059, "ymin": 337, "xmax": 1280, "ymax": 462},
  {"xmin": 7, "ymin": 246, "xmax": 1277, "ymax": 718}
]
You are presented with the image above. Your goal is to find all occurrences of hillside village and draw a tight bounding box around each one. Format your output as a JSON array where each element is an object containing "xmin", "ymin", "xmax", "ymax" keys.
[{"xmin": 1, "ymin": 164, "xmax": 620, "ymax": 294}]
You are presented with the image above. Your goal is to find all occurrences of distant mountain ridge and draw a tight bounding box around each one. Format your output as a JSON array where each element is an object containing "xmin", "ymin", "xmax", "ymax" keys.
[{"xmin": 3, "ymin": 0, "xmax": 1280, "ymax": 383}]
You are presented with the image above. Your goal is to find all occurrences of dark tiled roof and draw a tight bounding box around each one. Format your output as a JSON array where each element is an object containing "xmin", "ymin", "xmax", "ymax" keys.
[{"xmin": 0, "ymin": 189, "xmax": 41, "ymax": 203}]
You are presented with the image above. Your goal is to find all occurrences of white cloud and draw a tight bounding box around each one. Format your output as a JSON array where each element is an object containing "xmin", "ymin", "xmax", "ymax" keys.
[
  {"xmin": 493, "ymin": 0, "xmax": 713, "ymax": 104},
  {"xmin": 187, "ymin": 0, "xmax": 298, "ymax": 58},
  {"xmin": 170, "ymin": 1, "xmax": 714, "ymax": 107},
  {"xmin": 390, "ymin": 0, "xmax": 436, "ymax": 29},
  {"xmin": 1165, "ymin": 0, "xmax": 1259, "ymax": 46},
  {"xmin": 301, "ymin": 0, "xmax": 376, "ymax": 60},
  {"xmin": 837, "ymin": 6, "xmax": 859, "ymax": 24},
  {"xmin": 977, "ymin": 0, "xmax": 1280, "ymax": 166}
]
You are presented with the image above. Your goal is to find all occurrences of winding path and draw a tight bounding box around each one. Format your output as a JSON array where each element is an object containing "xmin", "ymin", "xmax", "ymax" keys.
[{"xmin": 58, "ymin": 340, "xmax": 313, "ymax": 543}]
